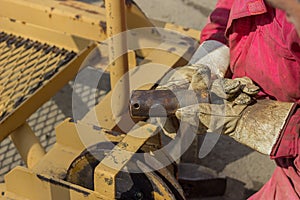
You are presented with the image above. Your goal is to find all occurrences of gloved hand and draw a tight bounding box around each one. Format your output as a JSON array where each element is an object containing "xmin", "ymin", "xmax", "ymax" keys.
[
  {"xmin": 176, "ymin": 72, "xmax": 295, "ymax": 155},
  {"xmin": 156, "ymin": 40, "xmax": 230, "ymax": 138},
  {"xmin": 158, "ymin": 40, "xmax": 230, "ymax": 90},
  {"xmin": 156, "ymin": 64, "xmax": 211, "ymax": 138},
  {"xmin": 189, "ymin": 40, "xmax": 229, "ymax": 77}
]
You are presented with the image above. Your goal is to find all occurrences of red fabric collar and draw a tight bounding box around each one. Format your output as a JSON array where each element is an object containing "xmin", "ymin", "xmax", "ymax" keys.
[
  {"xmin": 225, "ymin": 0, "xmax": 268, "ymax": 37},
  {"xmin": 230, "ymin": 0, "xmax": 267, "ymax": 19}
]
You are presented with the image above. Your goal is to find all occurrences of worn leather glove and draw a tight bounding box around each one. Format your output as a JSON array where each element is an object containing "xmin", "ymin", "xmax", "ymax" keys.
[
  {"xmin": 156, "ymin": 40, "xmax": 230, "ymax": 138},
  {"xmin": 158, "ymin": 40, "xmax": 230, "ymax": 90},
  {"xmin": 176, "ymin": 74, "xmax": 295, "ymax": 155},
  {"xmin": 156, "ymin": 64, "xmax": 211, "ymax": 138},
  {"xmin": 189, "ymin": 40, "xmax": 229, "ymax": 77}
]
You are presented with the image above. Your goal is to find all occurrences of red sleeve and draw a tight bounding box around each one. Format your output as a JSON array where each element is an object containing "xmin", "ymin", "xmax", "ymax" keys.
[
  {"xmin": 271, "ymin": 105, "xmax": 300, "ymax": 158},
  {"xmin": 200, "ymin": 0, "xmax": 234, "ymax": 45},
  {"xmin": 271, "ymin": 21, "xmax": 300, "ymax": 158}
]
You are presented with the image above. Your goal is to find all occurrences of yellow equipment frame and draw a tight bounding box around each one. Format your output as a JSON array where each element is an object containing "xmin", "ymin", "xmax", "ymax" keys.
[{"xmin": 0, "ymin": 0, "xmax": 201, "ymax": 199}]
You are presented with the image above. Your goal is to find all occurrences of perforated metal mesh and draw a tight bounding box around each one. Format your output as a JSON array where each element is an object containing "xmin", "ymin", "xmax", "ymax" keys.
[
  {"xmin": 0, "ymin": 31, "xmax": 77, "ymax": 123},
  {"xmin": 0, "ymin": 31, "xmax": 79, "ymax": 182}
]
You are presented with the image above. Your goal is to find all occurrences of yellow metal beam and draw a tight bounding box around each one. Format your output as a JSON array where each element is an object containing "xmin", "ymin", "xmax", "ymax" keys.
[
  {"xmin": 105, "ymin": 0, "xmax": 129, "ymax": 88},
  {"xmin": 94, "ymin": 122, "xmax": 159, "ymax": 198},
  {"xmin": 9, "ymin": 123, "xmax": 45, "ymax": 169},
  {"xmin": 105, "ymin": 0, "xmax": 130, "ymax": 121},
  {"xmin": 152, "ymin": 20, "xmax": 201, "ymax": 41},
  {"xmin": 4, "ymin": 167, "xmax": 107, "ymax": 200},
  {"xmin": 164, "ymin": 23, "xmax": 200, "ymax": 41},
  {"xmin": 0, "ymin": 0, "xmax": 107, "ymax": 42},
  {"xmin": 0, "ymin": 0, "xmax": 156, "ymax": 42},
  {"xmin": 32, "ymin": 119, "xmax": 125, "ymax": 179},
  {"xmin": 0, "ymin": 0, "xmax": 200, "ymax": 56},
  {"xmin": 0, "ymin": 16, "xmax": 90, "ymax": 52}
]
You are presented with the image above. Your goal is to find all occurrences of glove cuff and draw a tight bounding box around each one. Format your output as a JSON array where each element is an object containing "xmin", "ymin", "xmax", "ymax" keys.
[
  {"xmin": 232, "ymin": 100, "xmax": 295, "ymax": 155},
  {"xmin": 189, "ymin": 40, "xmax": 229, "ymax": 78}
]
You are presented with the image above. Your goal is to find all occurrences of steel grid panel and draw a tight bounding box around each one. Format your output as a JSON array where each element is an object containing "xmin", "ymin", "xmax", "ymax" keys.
[{"xmin": 0, "ymin": 31, "xmax": 77, "ymax": 123}]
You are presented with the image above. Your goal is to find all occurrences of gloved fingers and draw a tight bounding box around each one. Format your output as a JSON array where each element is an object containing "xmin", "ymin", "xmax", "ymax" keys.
[
  {"xmin": 222, "ymin": 78, "xmax": 241, "ymax": 94},
  {"xmin": 167, "ymin": 65, "xmax": 198, "ymax": 83},
  {"xmin": 189, "ymin": 64, "xmax": 211, "ymax": 92},
  {"xmin": 211, "ymin": 77, "xmax": 260, "ymax": 103},
  {"xmin": 157, "ymin": 65, "xmax": 200, "ymax": 90},
  {"xmin": 234, "ymin": 77, "xmax": 260, "ymax": 96},
  {"xmin": 233, "ymin": 93, "xmax": 252, "ymax": 105},
  {"xmin": 175, "ymin": 103, "xmax": 231, "ymax": 134},
  {"xmin": 221, "ymin": 77, "xmax": 260, "ymax": 96},
  {"xmin": 158, "ymin": 64, "xmax": 213, "ymax": 93},
  {"xmin": 156, "ymin": 79, "xmax": 190, "ymax": 90},
  {"xmin": 175, "ymin": 103, "xmax": 221, "ymax": 126},
  {"xmin": 234, "ymin": 76, "xmax": 252, "ymax": 85},
  {"xmin": 176, "ymin": 104, "xmax": 202, "ymax": 127},
  {"xmin": 175, "ymin": 101, "xmax": 248, "ymax": 121},
  {"xmin": 175, "ymin": 102, "xmax": 247, "ymax": 135},
  {"xmin": 211, "ymin": 78, "xmax": 240, "ymax": 100},
  {"xmin": 175, "ymin": 104, "xmax": 210, "ymax": 134},
  {"xmin": 243, "ymin": 83, "xmax": 260, "ymax": 96}
]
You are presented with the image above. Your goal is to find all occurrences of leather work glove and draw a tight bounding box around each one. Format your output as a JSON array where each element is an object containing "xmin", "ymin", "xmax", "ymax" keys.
[
  {"xmin": 176, "ymin": 73, "xmax": 295, "ymax": 155},
  {"xmin": 158, "ymin": 40, "xmax": 230, "ymax": 91},
  {"xmin": 190, "ymin": 40, "xmax": 229, "ymax": 77},
  {"xmin": 156, "ymin": 64, "xmax": 211, "ymax": 138},
  {"xmin": 156, "ymin": 40, "xmax": 230, "ymax": 138}
]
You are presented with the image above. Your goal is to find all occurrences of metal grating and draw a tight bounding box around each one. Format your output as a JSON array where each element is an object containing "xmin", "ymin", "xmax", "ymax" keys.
[
  {"xmin": 0, "ymin": 80, "xmax": 108, "ymax": 182},
  {"xmin": 0, "ymin": 31, "xmax": 77, "ymax": 123}
]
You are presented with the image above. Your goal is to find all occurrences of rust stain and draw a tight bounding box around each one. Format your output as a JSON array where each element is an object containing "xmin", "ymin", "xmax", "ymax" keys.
[
  {"xmin": 75, "ymin": 14, "xmax": 81, "ymax": 20},
  {"xmin": 99, "ymin": 21, "xmax": 107, "ymax": 33},
  {"xmin": 119, "ymin": 142, "xmax": 128, "ymax": 149},
  {"xmin": 104, "ymin": 177, "xmax": 113, "ymax": 185}
]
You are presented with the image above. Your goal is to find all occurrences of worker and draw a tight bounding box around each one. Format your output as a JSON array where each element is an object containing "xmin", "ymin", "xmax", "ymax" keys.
[{"xmin": 162, "ymin": 0, "xmax": 300, "ymax": 199}]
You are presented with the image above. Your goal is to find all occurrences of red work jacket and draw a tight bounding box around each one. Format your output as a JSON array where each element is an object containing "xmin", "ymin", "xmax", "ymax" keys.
[{"xmin": 200, "ymin": 0, "xmax": 299, "ymax": 158}]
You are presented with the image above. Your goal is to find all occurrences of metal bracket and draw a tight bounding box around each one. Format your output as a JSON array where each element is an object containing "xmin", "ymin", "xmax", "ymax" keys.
[{"xmin": 94, "ymin": 122, "xmax": 159, "ymax": 199}]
